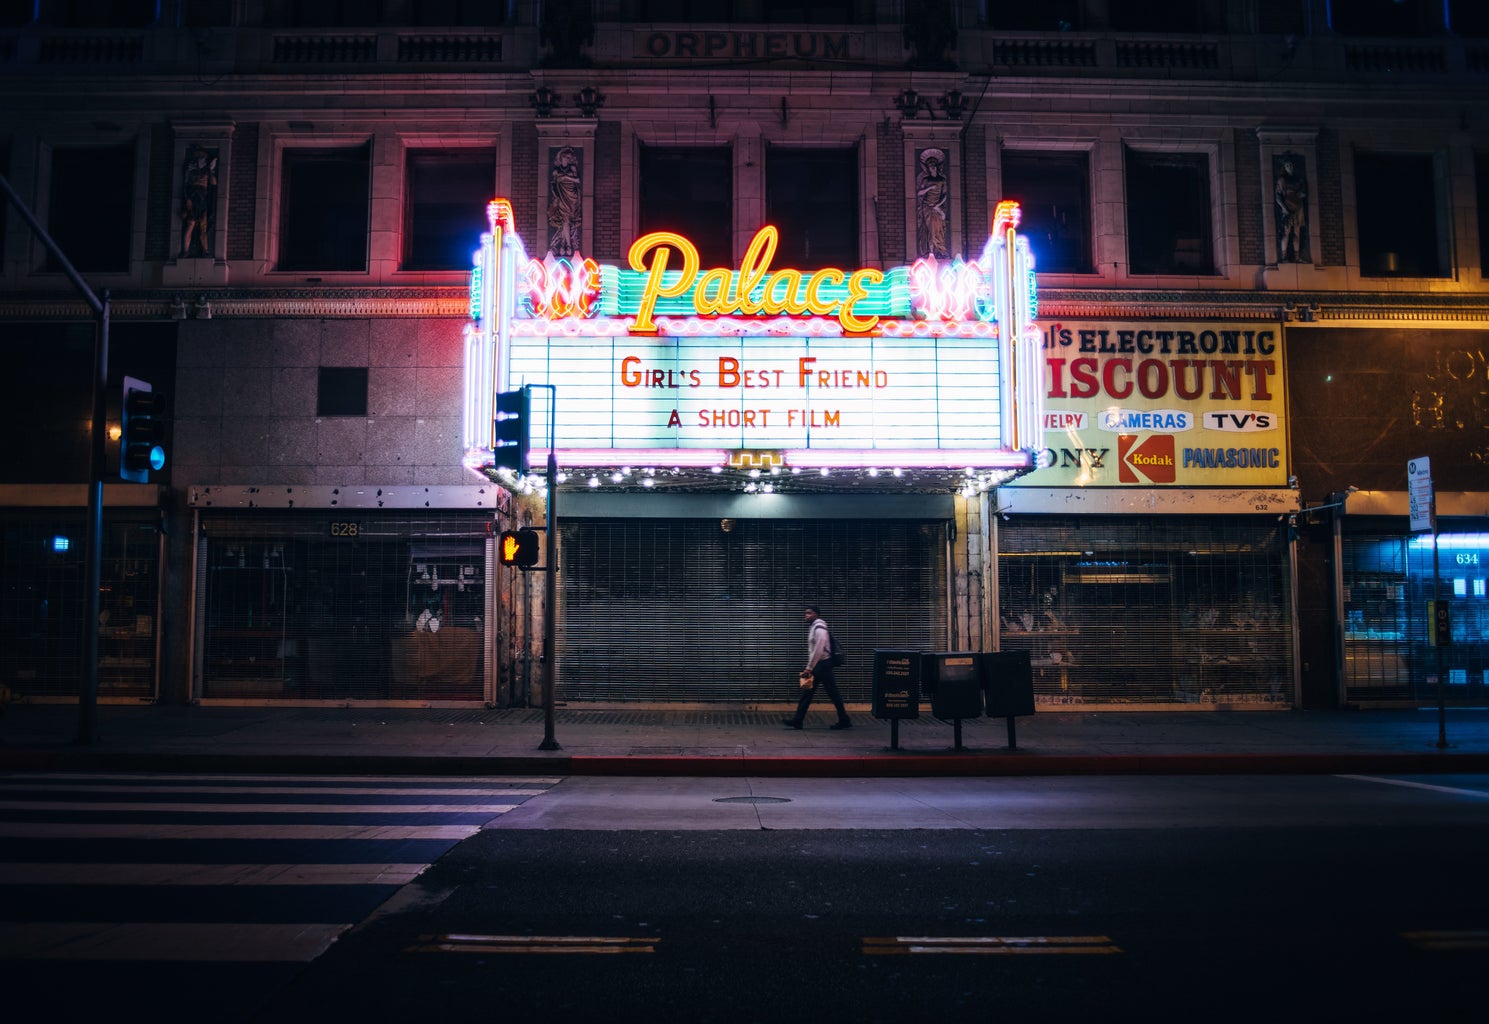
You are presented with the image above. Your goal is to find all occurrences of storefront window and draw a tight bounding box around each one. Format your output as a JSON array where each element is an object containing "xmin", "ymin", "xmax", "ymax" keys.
[
  {"xmin": 998, "ymin": 515, "xmax": 1294, "ymax": 705},
  {"xmin": 198, "ymin": 512, "xmax": 489, "ymax": 701},
  {"xmin": 1342, "ymin": 526, "xmax": 1489, "ymax": 702},
  {"xmin": 0, "ymin": 511, "xmax": 159, "ymax": 700}
]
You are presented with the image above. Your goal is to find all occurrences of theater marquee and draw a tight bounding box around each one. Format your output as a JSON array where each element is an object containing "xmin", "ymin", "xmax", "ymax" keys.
[
  {"xmin": 1011, "ymin": 320, "xmax": 1290, "ymax": 488},
  {"xmin": 462, "ymin": 200, "xmax": 1046, "ymax": 483}
]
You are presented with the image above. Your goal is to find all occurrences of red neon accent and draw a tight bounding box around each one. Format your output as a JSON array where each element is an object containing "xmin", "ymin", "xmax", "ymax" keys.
[{"xmin": 487, "ymin": 199, "xmax": 515, "ymax": 233}]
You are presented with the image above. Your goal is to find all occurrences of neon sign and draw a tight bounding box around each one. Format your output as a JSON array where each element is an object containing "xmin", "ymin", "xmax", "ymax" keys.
[
  {"xmin": 463, "ymin": 200, "xmax": 1045, "ymax": 481},
  {"xmin": 627, "ymin": 226, "xmax": 885, "ymax": 334}
]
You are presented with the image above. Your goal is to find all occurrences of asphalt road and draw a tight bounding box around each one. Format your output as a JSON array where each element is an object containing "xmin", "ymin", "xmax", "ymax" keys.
[{"xmin": 246, "ymin": 774, "xmax": 1489, "ymax": 1023}]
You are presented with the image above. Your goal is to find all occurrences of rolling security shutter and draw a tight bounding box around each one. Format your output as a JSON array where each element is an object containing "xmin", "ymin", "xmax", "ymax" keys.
[
  {"xmin": 998, "ymin": 515, "xmax": 1293, "ymax": 706},
  {"xmin": 558, "ymin": 517, "xmax": 948, "ymax": 702},
  {"xmin": 197, "ymin": 511, "xmax": 491, "ymax": 701}
]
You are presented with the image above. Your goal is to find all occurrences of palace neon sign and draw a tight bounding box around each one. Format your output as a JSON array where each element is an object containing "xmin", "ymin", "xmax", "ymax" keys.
[
  {"xmin": 627, "ymin": 226, "xmax": 886, "ymax": 334},
  {"xmin": 462, "ymin": 199, "xmax": 1044, "ymax": 480}
]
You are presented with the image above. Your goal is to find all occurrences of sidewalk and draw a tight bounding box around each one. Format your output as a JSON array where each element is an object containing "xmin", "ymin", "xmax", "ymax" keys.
[{"xmin": 2, "ymin": 702, "xmax": 1489, "ymax": 776}]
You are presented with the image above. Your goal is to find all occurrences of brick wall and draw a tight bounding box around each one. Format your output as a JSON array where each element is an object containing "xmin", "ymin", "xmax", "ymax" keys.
[
  {"xmin": 1234, "ymin": 127, "xmax": 1265, "ymax": 265},
  {"xmin": 511, "ymin": 122, "xmax": 538, "ymax": 248},
  {"xmin": 1316, "ymin": 127, "xmax": 1345, "ymax": 266},
  {"xmin": 144, "ymin": 123, "xmax": 173, "ymax": 261},
  {"xmin": 963, "ymin": 123, "xmax": 986, "ymax": 254},
  {"xmin": 227, "ymin": 123, "xmax": 258, "ymax": 261},
  {"xmin": 876, "ymin": 120, "xmax": 904, "ymax": 264},
  {"xmin": 594, "ymin": 120, "xmax": 621, "ymax": 260}
]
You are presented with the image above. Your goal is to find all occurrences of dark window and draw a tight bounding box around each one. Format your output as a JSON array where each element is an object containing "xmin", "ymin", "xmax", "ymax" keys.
[
  {"xmin": 279, "ymin": 144, "xmax": 370, "ymax": 272},
  {"xmin": 623, "ymin": 1, "xmax": 872, "ymax": 23},
  {"xmin": 317, "ymin": 367, "xmax": 368, "ymax": 417},
  {"xmin": 766, "ymin": 148, "xmax": 858, "ymax": 267},
  {"xmin": 48, "ymin": 143, "xmax": 134, "ymax": 273},
  {"xmin": 180, "ymin": 0, "xmax": 232, "ymax": 28},
  {"xmin": 0, "ymin": 140, "xmax": 8, "ymax": 261},
  {"xmin": 1001, "ymin": 150, "xmax": 1091, "ymax": 274},
  {"xmin": 1330, "ymin": 0, "xmax": 1432, "ymax": 37},
  {"xmin": 1125, "ymin": 149, "xmax": 1213, "ymax": 276},
  {"xmin": 57, "ymin": 0, "xmax": 158, "ymax": 27},
  {"xmin": 638, "ymin": 146, "xmax": 733, "ymax": 268},
  {"xmin": 0, "ymin": 1, "xmax": 37, "ymax": 27},
  {"xmin": 1257, "ymin": 0, "xmax": 1307, "ymax": 34},
  {"xmin": 403, "ymin": 149, "xmax": 496, "ymax": 271},
  {"xmin": 983, "ymin": 0, "xmax": 1082, "ymax": 30},
  {"xmin": 1450, "ymin": 0, "xmax": 1489, "ymax": 36},
  {"xmin": 1356, "ymin": 152, "xmax": 1443, "ymax": 277},
  {"xmin": 265, "ymin": 0, "xmax": 386, "ymax": 27},
  {"xmin": 1478, "ymin": 155, "xmax": 1489, "ymax": 273},
  {"xmin": 1108, "ymin": 0, "xmax": 1201, "ymax": 32},
  {"xmin": 407, "ymin": 0, "xmax": 509, "ymax": 26}
]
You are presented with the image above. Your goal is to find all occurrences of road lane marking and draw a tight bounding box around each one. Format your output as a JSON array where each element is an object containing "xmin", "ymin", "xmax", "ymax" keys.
[
  {"xmin": 1335, "ymin": 775, "xmax": 1489, "ymax": 799},
  {"xmin": 1402, "ymin": 930, "xmax": 1489, "ymax": 951},
  {"xmin": 0, "ymin": 823, "xmax": 481, "ymax": 840},
  {"xmin": 863, "ymin": 935, "xmax": 1122, "ymax": 955},
  {"xmin": 406, "ymin": 934, "xmax": 656, "ymax": 955},
  {"xmin": 0, "ymin": 801, "xmax": 520, "ymax": 814},
  {"xmin": 0, "ymin": 921, "xmax": 348, "ymax": 961},
  {"xmin": 0, "ymin": 863, "xmax": 428, "ymax": 886}
]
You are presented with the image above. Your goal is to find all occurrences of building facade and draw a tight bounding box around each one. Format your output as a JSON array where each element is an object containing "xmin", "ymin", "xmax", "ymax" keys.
[{"xmin": 1, "ymin": 1, "xmax": 1486, "ymax": 711}]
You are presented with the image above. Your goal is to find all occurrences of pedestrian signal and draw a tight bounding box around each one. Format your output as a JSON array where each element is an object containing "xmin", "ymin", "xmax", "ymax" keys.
[{"xmin": 499, "ymin": 527, "xmax": 541, "ymax": 568}]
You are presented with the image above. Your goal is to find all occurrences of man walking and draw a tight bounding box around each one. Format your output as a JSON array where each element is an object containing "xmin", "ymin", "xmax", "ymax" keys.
[{"xmin": 783, "ymin": 604, "xmax": 851, "ymax": 730}]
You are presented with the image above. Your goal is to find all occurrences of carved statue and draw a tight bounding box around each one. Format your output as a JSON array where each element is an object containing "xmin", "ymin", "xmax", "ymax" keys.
[
  {"xmin": 916, "ymin": 148, "xmax": 950, "ymax": 259},
  {"xmin": 179, "ymin": 145, "xmax": 218, "ymax": 258},
  {"xmin": 1274, "ymin": 153, "xmax": 1309, "ymax": 263},
  {"xmin": 547, "ymin": 146, "xmax": 582, "ymax": 257}
]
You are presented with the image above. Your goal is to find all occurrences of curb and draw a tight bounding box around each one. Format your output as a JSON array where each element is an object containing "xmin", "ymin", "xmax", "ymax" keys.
[{"xmin": 4, "ymin": 750, "xmax": 1488, "ymax": 777}]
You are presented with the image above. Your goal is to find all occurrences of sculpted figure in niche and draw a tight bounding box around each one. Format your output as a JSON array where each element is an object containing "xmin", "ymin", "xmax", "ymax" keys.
[
  {"xmin": 179, "ymin": 145, "xmax": 218, "ymax": 258},
  {"xmin": 916, "ymin": 148, "xmax": 950, "ymax": 259},
  {"xmin": 547, "ymin": 146, "xmax": 582, "ymax": 257},
  {"xmin": 1273, "ymin": 153, "xmax": 1309, "ymax": 264}
]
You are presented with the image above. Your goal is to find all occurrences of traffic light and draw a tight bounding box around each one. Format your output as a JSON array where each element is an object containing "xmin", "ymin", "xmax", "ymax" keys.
[
  {"xmin": 120, "ymin": 376, "xmax": 167, "ymax": 483},
  {"xmin": 492, "ymin": 386, "xmax": 531, "ymax": 473},
  {"xmin": 498, "ymin": 527, "xmax": 541, "ymax": 568}
]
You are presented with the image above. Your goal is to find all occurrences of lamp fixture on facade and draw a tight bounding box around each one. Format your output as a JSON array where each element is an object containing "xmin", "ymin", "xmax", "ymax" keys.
[
  {"xmin": 169, "ymin": 295, "xmax": 187, "ymax": 320},
  {"xmin": 939, "ymin": 90, "xmax": 966, "ymax": 119},
  {"xmin": 531, "ymin": 85, "xmax": 557, "ymax": 117},
  {"xmin": 193, "ymin": 295, "xmax": 212, "ymax": 320},
  {"xmin": 575, "ymin": 85, "xmax": 604, "ymax": 117},
  {"xmin": 895, "ymin": 88, "xmax": 921, "ymax": 118}
]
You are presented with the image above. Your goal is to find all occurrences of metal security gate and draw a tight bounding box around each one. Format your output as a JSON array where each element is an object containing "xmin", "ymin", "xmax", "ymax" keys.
[
  {"xmin": 196, "ymin": 511, "xmax": 492, "ymax": 702},
  {"xmin": 558, "ymin": 517, "xmax": 948, "ymax": 702},
  {"xmin": 998, "ymin": 515, "xmax": 1294, "ymax": 706}
]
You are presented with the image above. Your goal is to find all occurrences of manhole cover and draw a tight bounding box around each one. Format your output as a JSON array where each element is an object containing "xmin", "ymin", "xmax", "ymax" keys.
[{"xmin": 713, "ymin": 796, "xmax": 792, "ymax": 804}]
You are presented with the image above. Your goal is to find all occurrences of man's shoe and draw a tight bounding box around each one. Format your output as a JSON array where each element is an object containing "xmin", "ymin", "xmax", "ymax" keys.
[
  {"xmin": 782, "ymin": 719, "xmax": 803, "ymax": 729},
  {"xmin": 830, "ymin": 720, "xmax": 853, "ymax": 730}
]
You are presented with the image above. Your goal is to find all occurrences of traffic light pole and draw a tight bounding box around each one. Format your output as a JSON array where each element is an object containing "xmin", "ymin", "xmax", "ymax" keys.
[
  {"xmin": 0, "ymin": 173, "xmax": 108, "ymax": 744},
  {"xmin": 532, "ymin": 385, "xmax": 560, "ymax": 750}
]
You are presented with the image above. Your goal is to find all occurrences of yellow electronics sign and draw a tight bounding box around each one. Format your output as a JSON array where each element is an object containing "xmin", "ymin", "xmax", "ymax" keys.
[{"xmin": 1012, "ymin": 321, "xmax": 1288, "ymax": 487}]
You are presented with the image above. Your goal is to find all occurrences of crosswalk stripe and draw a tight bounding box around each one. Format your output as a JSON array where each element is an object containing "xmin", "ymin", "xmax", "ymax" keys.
[
  {"xmin": 0, "ymin": 822, "xmax": 482, "ymax": 840},
  {"xmin": 405, "ymin": 934, "xmax": 656, "ymax": 955},
  {"xmin": 0, "ymin": 801, "xmax": 521, "ymax": 814},
  {"xmin": 1402, "ymin": 930, "xmax": 1489, "ymax": 951},
  {"xmin": 0, "ymin": 772, "xmax": 560, "ymax": 973},
  {"xmin": 0, "ymin": 921, "xmax": 349, "ymax": 962},
  {"xmin": 863, "ymin": 935, "xmax": 1122, "ymax": 955},
  {"xmin": 2, "ymin": 785, "xmax": 554, "ymax": 797},
  {"xmin": 0, "ymin": 863, "xmax": 429, "ymax": 885},
  {"xmin": 4, "ymin": 774, "xmax": 562, "ymax": 787}
]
